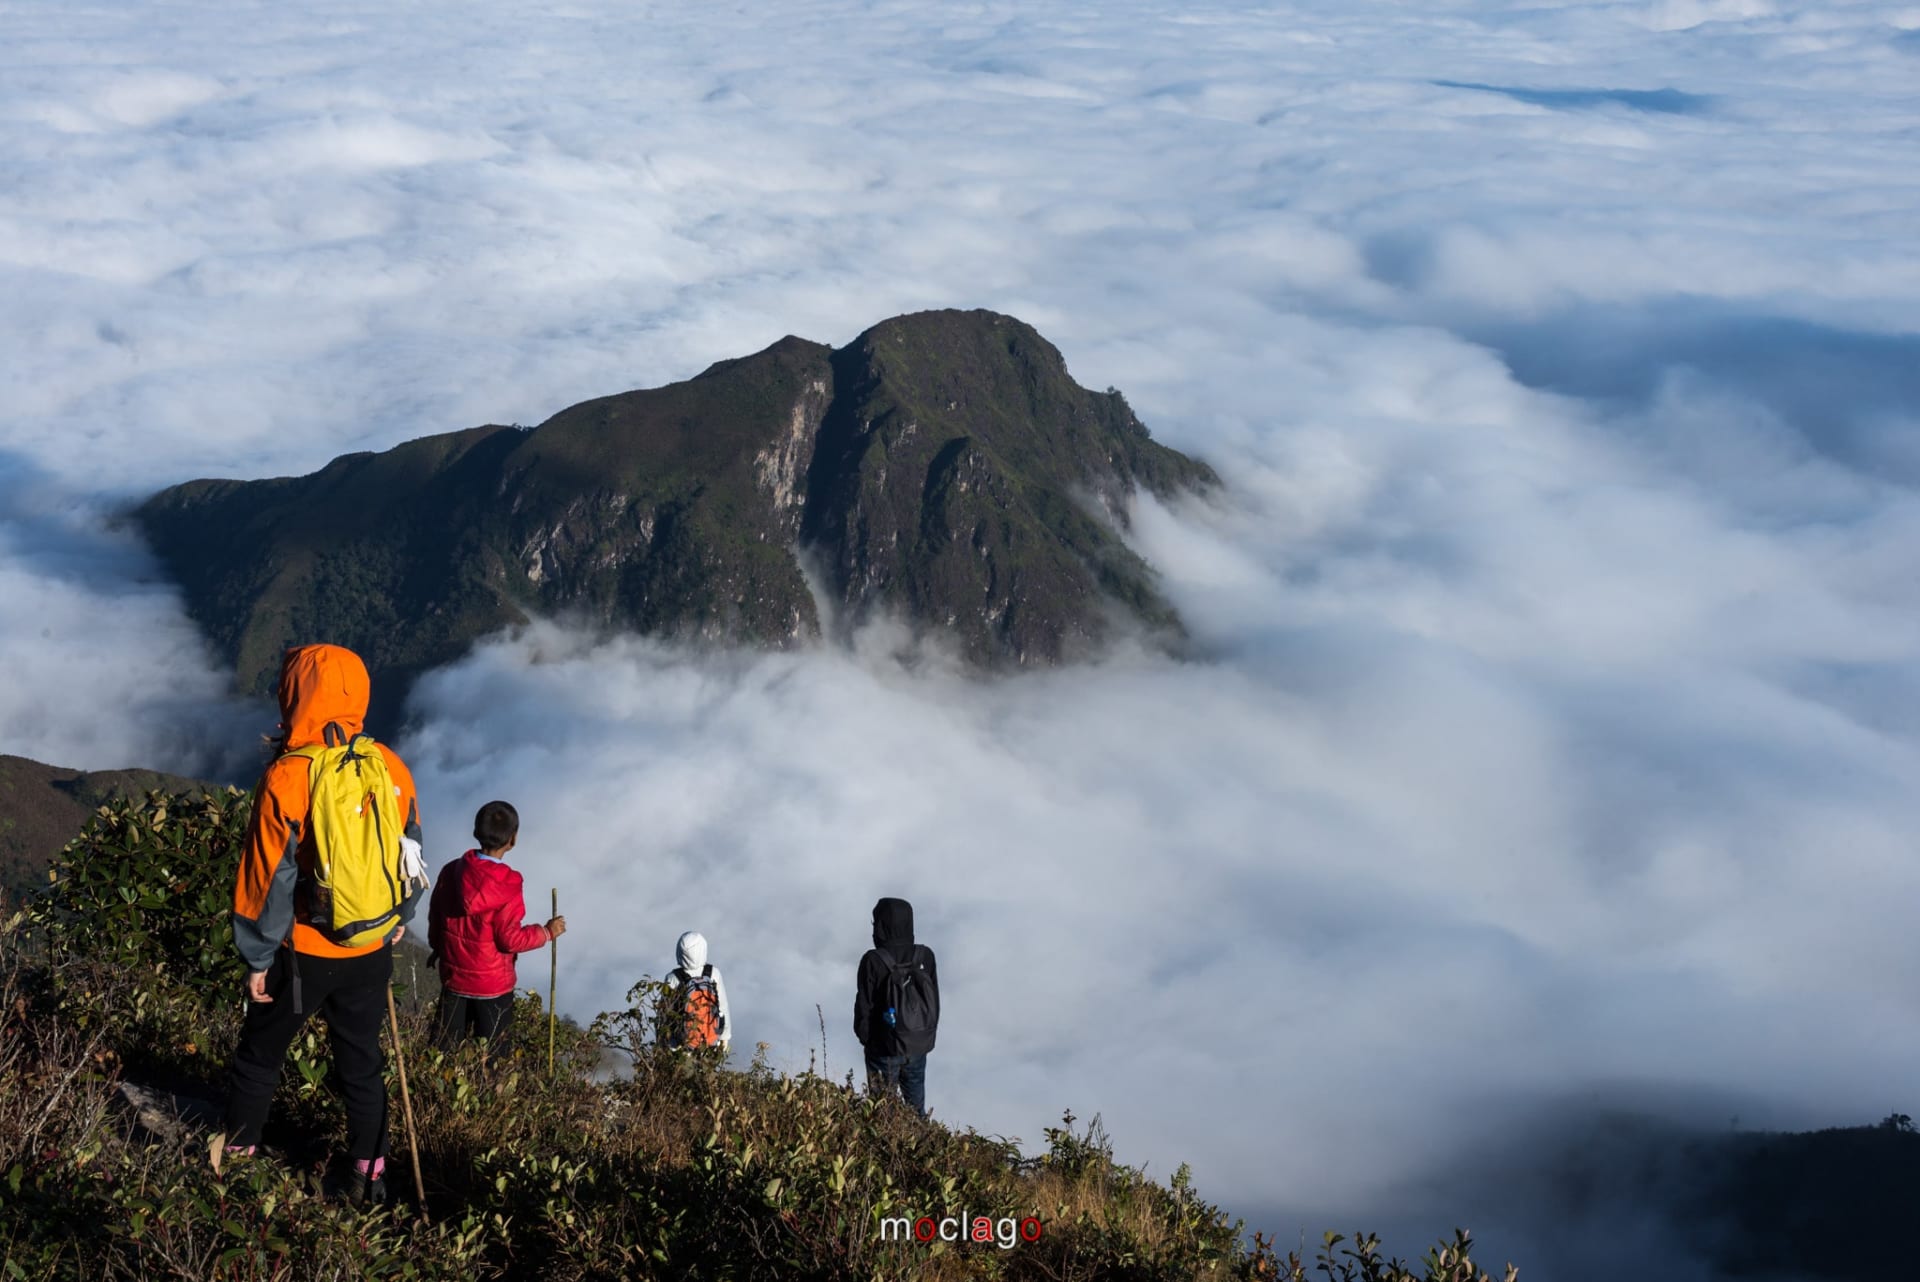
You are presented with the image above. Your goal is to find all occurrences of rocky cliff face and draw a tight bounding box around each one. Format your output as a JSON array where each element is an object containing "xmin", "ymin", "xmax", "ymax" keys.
[
  {"xmin": 805, "ymin": 311, "xmax": 1214, "ymax": 664},
  {"xmin": 137, "ymin": 310, "xmax": 1217, "ymax": 705}
]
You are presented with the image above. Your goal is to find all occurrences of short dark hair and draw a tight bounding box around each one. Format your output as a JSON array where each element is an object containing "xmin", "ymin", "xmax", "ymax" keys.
[{"xmin": 473, "ymin": 800, "xmax": 519, "ymax": 852}]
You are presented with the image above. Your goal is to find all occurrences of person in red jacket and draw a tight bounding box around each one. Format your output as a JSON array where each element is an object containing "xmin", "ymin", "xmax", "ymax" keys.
[{"xmin": 426, "ymin": 800, "xmax": 566, "ymax": 1052}]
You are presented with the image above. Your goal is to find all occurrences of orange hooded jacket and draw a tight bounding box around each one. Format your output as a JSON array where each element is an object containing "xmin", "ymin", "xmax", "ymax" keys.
[{"xmin": 232, "ymin": 644, "xmax": 425, "ymax": 972}]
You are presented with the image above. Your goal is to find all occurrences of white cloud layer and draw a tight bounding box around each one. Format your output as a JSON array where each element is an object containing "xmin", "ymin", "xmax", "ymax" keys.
[
  {"xmin": 0, "ymin": 467, "xmax": 259, "ymax": 776},
  {"xmin": 3, "ymin": 0, "xmax": 1918, "ymax": 1274}
]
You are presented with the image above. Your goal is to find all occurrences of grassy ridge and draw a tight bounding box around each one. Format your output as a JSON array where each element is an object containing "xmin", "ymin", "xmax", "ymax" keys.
[{"xmin": 0, "ymin": 787, "xmax": 1517, "ymax": 1281}]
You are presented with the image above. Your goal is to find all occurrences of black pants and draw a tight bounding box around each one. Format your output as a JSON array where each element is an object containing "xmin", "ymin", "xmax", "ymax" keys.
[
  {"xmin": 224, "ymin": 946, "xmax": 390, "ymax": 1160},
  {"xmin": 866, "ymin": 1052, "xmax": 928, "ymax": 1117},
  {"xmin": 433, "ymin": 991, "xmax": 515, "ymax": 1052}
]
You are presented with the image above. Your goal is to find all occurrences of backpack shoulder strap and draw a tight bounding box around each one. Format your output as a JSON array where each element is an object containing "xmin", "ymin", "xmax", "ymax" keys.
[
  {"xmin": 281, "ymin": 744, "xmax": 325, "ymax": 770},
  {"xmin": 272, "ymin": 745, "xmax": 325, "ymax": 827},
  {"xmin": 701, "ymin": 963, "xmax": 713, "ymax": 980}
]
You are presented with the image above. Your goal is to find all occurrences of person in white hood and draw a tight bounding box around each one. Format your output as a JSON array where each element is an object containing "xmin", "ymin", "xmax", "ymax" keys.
[{"xmin": 666, "ymin": 930, "xmax": 731, "ymax": 1050}]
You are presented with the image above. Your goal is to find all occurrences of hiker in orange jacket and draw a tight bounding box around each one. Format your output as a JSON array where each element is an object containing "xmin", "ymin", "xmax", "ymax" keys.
[{"xmin": 217, "ymin": 644, "xmax": 425, "ymax": 1202}]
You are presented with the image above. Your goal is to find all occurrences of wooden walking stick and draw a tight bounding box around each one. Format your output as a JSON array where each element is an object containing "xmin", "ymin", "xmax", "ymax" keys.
[
  {"xmin": 385, "ymin": 986, "xmax": 428, "ymax": 1216},
  {"xmin": 548, "ymin": 887, "xmax": 558, "ymax": 1075}
]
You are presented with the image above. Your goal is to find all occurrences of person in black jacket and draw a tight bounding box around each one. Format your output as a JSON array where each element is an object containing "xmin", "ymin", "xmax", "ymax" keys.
[{"xmin": 853, "ymin": 896, "xmax": 938, "ymax": 1117}]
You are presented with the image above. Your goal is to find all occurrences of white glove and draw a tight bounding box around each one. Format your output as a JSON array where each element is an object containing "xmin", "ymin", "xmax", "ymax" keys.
[{"xmin": 399, "ymin": 835, "xmax": 427, "ymax": 888}]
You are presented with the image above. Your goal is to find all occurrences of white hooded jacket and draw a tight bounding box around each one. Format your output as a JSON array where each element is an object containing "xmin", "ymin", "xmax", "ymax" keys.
[{"xmin": 672, "ymin": 931, "xmax": 731, "ymax": 1048}]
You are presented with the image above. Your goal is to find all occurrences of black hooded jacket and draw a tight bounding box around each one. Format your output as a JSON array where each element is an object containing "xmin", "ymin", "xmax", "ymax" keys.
[{"xmin": 853, "ymin": 897, "xmax": 939, "ymax": 1057}]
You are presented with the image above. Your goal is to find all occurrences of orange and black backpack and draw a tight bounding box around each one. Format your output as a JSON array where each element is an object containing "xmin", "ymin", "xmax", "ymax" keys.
[{"xmin": 668, "ymin": 964, "xmax": 721, "ymax": 1049}]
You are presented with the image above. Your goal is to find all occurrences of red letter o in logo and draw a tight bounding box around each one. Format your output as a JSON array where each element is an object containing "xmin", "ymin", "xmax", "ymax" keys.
[
  {"xmin": 1020, "ymin": 1217, "xmax": 1043, "ymax": 1242},
  {"xmin": 914, "ymin": 1217, "xmax": 936, "ymax": 1243}
]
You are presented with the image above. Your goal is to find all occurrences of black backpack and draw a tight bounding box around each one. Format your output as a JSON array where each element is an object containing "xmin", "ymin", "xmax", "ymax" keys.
[{"xmin": 884, "ymin": 946, "xmax": 937, "ymax": 1037}]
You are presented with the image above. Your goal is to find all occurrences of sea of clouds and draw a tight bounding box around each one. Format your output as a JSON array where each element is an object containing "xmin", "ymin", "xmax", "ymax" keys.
[{"xmin": 4, "ymin": 0, "xmax": 1918, "ymax": 1273}]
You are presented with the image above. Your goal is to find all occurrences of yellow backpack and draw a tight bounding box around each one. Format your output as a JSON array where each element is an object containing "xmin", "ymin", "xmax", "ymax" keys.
[{"xmin": 286, "ymin": 735, "xmax": 416, "ymax": 949}]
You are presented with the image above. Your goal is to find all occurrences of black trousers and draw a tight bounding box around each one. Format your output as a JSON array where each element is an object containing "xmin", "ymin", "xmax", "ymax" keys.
[
  {"xmin": 224, "ymin": 946, "xmax": 391, "ymax": 1160},
  {"xmin": 433, "ymin": 991, "xmax": 515, "ymax": 1052},
  {"xmin": 866, "ymin": 1052, "xmax": 929, "ymax": 1117}
]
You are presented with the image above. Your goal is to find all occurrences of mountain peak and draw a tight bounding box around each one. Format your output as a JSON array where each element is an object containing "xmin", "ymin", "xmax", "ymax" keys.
[{"xmin": 136, "ymin": 312, "xmax": 1217, "ymax": 710}]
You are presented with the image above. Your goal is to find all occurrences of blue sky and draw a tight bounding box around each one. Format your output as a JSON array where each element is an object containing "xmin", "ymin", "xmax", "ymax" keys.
[{"xmin": 2, "ymin": 2, "xmax": 1917, "ymax": 1273}]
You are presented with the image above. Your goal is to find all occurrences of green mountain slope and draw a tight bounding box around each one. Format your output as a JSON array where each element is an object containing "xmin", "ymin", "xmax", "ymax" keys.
[
  {"xmin": 0, "ymin": 755, "xmax": 218, "ymax": 897},
  {"xmin": 137, "ymin": 310, "xmax": 1216, "ymax": 702}
]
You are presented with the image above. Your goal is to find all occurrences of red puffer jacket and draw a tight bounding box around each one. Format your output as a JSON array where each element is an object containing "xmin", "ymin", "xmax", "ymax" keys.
[{"xmin": 427, "ymin": 851, "xmax": 551, "ymax": 999}]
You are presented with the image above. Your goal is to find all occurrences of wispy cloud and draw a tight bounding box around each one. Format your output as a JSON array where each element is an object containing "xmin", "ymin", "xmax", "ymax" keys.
[{"xmin": 0, "ymin": 458, "xmax": 259, "ymax": 775}]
